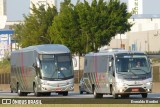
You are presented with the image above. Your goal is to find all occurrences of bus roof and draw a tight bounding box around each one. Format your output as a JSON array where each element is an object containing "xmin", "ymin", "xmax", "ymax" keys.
[
  {"xmin": 85, "ymin": 49, "xmax": 145, "ymax": 56},
  {"xmin": 12, "ymin": 44, "xmax": 70, "ymax": 54}
]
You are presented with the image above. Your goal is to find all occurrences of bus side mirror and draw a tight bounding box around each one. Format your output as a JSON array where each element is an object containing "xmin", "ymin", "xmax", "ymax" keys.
[
  {"xmin": 109, "ymin": 62, "xmax": 112, "ymax": 67},
  {"xmin": 36, "ymin": 58, "xmax": 40, "ymax": 68},
  {"xmin": 149, "ymin": 59, "xmax": 152, "ymax": 64}
]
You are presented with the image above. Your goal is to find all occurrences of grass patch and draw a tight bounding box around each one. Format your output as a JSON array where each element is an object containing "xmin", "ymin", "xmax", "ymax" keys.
[
  {"xmin": 0, "ymin": 104, "xmax": 159, "ymax": 107},
  {"xmin": 0, "ymin": 59, "xmax": 10, "ymax": 74}
]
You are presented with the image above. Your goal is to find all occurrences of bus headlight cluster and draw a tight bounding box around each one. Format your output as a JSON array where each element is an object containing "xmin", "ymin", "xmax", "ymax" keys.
[
  {"xmin": 116, "ymin": 79, "xmax": 125, "ymax": 88},
  {"xmin": 41, "ymin": 80, "xmax": 48, "ymax": 85},
  {"xmin": 67, "ymin": 81, "xmax": 72, "ymax": 85},
  {"xmin": 116, "ymin": 82, "xmax": 124, "ymax": 88},
  {"xmin": 146, "ymin": 82, "xmax": 152, "ymax": 85}
]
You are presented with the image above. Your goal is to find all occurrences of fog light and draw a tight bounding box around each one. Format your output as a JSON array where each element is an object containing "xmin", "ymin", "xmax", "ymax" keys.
[
  {"xmin": 147, "ymin": 89, "xmax": 151, "ymax": 92},
  {"xmin": 146, "ymin": 82, "xmax": 152, "ymax": 85},
  {"xmin": 70, "ymin": 86, "xmax": 74, "ymax": 90},
  {"xmin": 119, "ymin": 89, "xmax": 123, "ymax": 93}
]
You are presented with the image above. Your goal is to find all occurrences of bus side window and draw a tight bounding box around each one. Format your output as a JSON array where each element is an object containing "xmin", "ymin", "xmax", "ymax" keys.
[
  {"xmin": 109, "ymin": 61, "xmax": 112, "ymax": 71},
  {"xmin": 109, "ymin": 57, "xmax": 115, "ymax": 76}
]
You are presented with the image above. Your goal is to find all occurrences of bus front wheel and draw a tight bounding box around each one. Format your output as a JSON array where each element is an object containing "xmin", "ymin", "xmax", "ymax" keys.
[
  {"xmin": 93, "ymin": 88, "xmax": 103, "ymax": 98},
  {"xmin": 142, "ymin": 93, "xmax": 148, "ymax": 98},
  {"xmin": 111, "ymin": 86, "xmax": 118, "ymax": 99},
  {"xmin": 17, "ymin": 84, "xmax": 27, "ymax": 96},
  {"xmin": 63, "ymin": 91, "xmax": 68, "ymax": 96},
  {"xmin": 33, "ymin": 84, "xmax": 41, "ymax": 96}
]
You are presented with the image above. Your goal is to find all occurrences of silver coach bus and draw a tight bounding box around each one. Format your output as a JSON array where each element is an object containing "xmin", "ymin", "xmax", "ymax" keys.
[
  {"xmin": 83, "ymin": 49, "xmax": 152, "ymax": 99},
  {"xmin": 10, "ymin": 44, "xmax": 74, "ymax": 96}
]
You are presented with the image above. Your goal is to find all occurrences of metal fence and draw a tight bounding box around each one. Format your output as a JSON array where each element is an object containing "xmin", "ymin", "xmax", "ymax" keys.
[
  {"xmin": 0, "ymin": 66, "xmax": 160, "ymax": 84},
  {"xmin": 0, "ymin": 73, "xmax": 10, "ymax": 84},
  {"xmin": 74, "ymin": 70, "xmax": 83, "ymax": 83},
  {"xmin": 152, "ymin": 66, "xmax": 160, "ymax": 82}
]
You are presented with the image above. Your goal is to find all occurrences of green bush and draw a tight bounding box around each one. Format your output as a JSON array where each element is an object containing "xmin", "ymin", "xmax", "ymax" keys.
[{"xmin": 0, "ymin": 59, "xmax": 10, "ymax": 74}]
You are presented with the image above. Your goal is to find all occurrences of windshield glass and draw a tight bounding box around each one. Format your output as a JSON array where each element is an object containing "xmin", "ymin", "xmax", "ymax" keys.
[
  {"xmin": 40, "ymin": 53, "xmax": 73, "ymax": 79},
  {"xmin": 115, "ymin": 54, "xmax": 150, "ymax": 75}
]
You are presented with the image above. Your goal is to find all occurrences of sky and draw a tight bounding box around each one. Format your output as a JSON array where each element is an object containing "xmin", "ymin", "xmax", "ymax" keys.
[{"xmin": 6, "ymin": 0, "xmax": 160, "ymax": 21}]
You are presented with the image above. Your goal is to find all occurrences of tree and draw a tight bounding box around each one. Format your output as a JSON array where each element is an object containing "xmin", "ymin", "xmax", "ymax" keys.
[
  {"xmin": 49, "ymin": 0, "xmax": 132, "ymax": 54},
  {"xmin": 13, "ymin": 4, "xmax": 58, "ymax": 48},
  {"xmin": 14, "ymin": 0, "xmax": 132, "ymax": 54},
  {"xmin": 48, "ymin": 0, "xmax": 84, "ymax": 55},
  {"xmin": 76, "ymin": 0, "xmax": 132, "ymax": 52}
]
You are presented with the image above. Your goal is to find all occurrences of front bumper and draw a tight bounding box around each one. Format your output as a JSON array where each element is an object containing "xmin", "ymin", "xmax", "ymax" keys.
[
  {"xmin": 39, "ymin": 84, "xmax": 74, "ymax": 92},
  {"xmin": 114, "ymin": 82, "xmax": 152, "ymax": 94}
]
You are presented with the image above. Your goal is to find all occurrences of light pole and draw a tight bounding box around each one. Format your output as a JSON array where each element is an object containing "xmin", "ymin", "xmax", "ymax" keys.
[{"xmin": 40, "ymin": 36, "xmax": 51, "ymax": 44}]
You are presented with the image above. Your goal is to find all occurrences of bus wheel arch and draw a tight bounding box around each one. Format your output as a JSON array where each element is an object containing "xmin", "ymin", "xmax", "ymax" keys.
[
  {"xmin": 92, "ymin": 84, "xmax": 95, "ymax": 93},
  {"xmin": 17, "ymin": 82, "xmax": 23, "ymax": 96},
  {"xmin": 16, "ymin": 82, "xmax": 20, "ymax": 93},
  {"xmin": 92, "ymin": 84, "xmax": 103, "ymax": 98},
  {"xmin": 33, "ymin": 82, "xmax": 35, "ymax": 91},
  {"xmin": 110, "ymin": 84, "xmax": 112, "ymax": 95}
]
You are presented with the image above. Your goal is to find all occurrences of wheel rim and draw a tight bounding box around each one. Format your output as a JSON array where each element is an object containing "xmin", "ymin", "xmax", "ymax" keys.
[
  {"xmin": 94, "ymin": 89, "xmax": 96, "ymax": 96},
  {"xmin": 17, "ymin": 85, "xmax": 20, "ymax": 95},
  {"xmin": 18, "ymin": 89, "xmax": 21, "ymax": 95}
]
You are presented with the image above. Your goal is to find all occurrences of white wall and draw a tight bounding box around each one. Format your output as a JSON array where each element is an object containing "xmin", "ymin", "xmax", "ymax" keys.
[
  {"xmin": 128, "ymin": 0, "xmax": 143, "ymax": 14},
  {"xmin": 109, "ymin": 18, "xmax": 160, "ymax": 52},
  {"xmin": 30, "ymin": 0, "xmax": 56, "ymax": 13}
]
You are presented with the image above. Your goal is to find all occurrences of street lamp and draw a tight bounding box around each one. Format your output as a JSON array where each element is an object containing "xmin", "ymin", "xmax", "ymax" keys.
[{"xmin": 40, "ymin": 36, "xmax": 51, "ymax": 44}]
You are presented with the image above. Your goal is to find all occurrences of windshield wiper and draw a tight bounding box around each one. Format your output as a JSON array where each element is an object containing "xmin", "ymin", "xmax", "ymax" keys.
[
  {"xmin": 131, "ymin": 68, "xmax": 147, "ymax": 74},
  {"xmin": 128, "ymin": 69, "xmax": 137, "ymax": 75},
  {"xmin": 58, "ymin": 70, "xmax": 66, "ymax": 78}
]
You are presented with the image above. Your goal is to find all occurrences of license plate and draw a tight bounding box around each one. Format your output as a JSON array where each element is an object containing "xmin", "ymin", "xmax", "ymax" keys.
[
  {"xmin": 56, "ymin": 88, "xmax": 61, "ymax": 91},
  {"xmin": 132, "ymin": 88, "xmax": 139, "ymax": 92}
]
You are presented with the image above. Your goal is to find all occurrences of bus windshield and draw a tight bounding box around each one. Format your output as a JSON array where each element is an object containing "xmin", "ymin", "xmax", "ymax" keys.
[
  {"xmin": 115, "ymin": 54, "xmax": 151, "ymax": 75},
  {"xmin": 40, "ymin": 53, "xmax": 73, "ymax": 80}
]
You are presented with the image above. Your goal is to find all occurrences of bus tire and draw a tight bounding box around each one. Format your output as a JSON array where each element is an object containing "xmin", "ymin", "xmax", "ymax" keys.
[
  {"xmin": 63, "ymin": 91, "xmax": 68, "ymax": 96},
  {"xmin": 111, "ymin": 86, "xmax": 118, "ymax": 99},
  {"xmin": 17, "ymin": 84, "xmax": 23, "ymax": 96},
  {"xmin": 93, "ymin": 89, "xmax": 103, "ymax": 98},
  {"xmin": 121, "ymin": 94, "xmax": 129, "ymax": 99},
  {"xmin": 33, "ymin": 84, "xmax": 41, "ymax": 96},
  {"xmin": 58, "ymin": 92, "xmax": 62, "ymax": 95},
  {"xmin": 80, "ymin": 91, "xmax": 83, "ymax": 94},
  {"xmin": 86, "ymin": 92, "xmax": 90, "ymax": 94},
  {"xmin": 10, "ymin": 85, "xmax": 13, "ymax": 93},
  {"xmin": 46, "ymin": 92, "xmax": 51, "ymax": 96},
  {"xmin": 141, "ymin": 93, "xmax": 147, "ymax": 98},
  {"xmin": 42, "ymin": 92, "xmax": 51, "ymax": 96},
  {"xmin": 11, "ymin": 89, "xmax": 13, "ymax": 93}
]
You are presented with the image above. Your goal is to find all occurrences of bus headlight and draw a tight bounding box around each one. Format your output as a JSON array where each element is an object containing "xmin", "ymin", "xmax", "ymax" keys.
[
  {"xmin": 67, "ymin": 81, "xmax": 73, "ymax": 84},
  {"xmin": 41, "ymin": 80, "xmax": 48, "ymax": 85},
  {"xmin": 116, "ymin": 82, "xmax": 124, "ymax": 88},
  {"xmin": 116, "ymin": 79, "xmax": 125, "ymax": 88},
  {"xmin": 146, "ymin": 82, "xmax": 152, "ymax": 85}
]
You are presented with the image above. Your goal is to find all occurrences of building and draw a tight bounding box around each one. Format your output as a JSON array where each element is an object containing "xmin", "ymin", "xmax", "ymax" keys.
[
  {"xmin": 128, "ymin": 0, "xmax": 143, "ymax": 14},
  {"xmin": 0, "ymin": 0, "xmax": 6, "ymax": 16},
  {"xmin": 0, "ymin": 30, "xmax": 14, "ymax": 61},
  {"xmin": 30, "ymin": 0, "xmax": 57, "ymax": 13},
  {"xmin": 107, "ymin": 0, "xmax": 160, "ymax": 52},
  {"xmin": 109, "ymin": 14, "xmax": 160, "ymax": 52},
  {"xmin": 0, "ymin": 0, "xmax": 7, "ymax": 29}
]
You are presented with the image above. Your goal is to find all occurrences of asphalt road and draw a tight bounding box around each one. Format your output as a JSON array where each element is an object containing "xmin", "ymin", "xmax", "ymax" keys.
[{"xmin": 0, "ymin": 92, "xmax": 160, "ymax": 98}]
